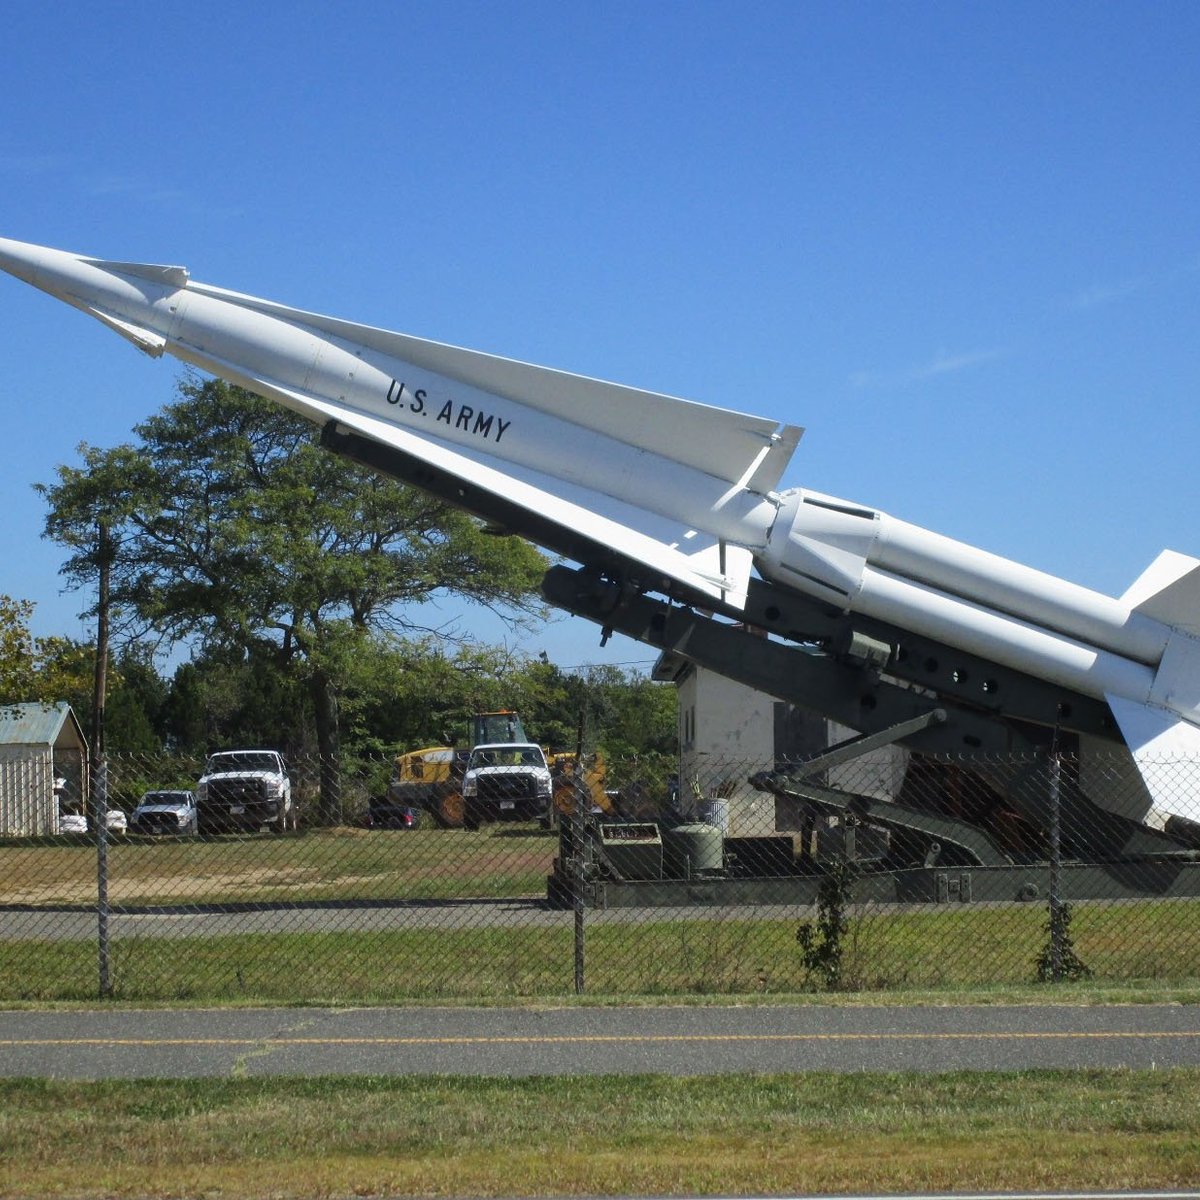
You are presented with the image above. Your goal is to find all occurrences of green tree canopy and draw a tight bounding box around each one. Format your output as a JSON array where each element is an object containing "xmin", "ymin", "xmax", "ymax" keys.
[
  {"xmin": 0, "ymin": 595, "xmax": 37, "ymax": 703},
  {"xmin": 0, "ymin": 594, "xmax": 95, "ymax": 712}
]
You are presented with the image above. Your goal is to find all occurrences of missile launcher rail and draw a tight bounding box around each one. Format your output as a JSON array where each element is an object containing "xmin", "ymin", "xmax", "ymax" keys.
[{"xmin": 543, "ymin": 594, "xmax": 1200, "ymax": 908}]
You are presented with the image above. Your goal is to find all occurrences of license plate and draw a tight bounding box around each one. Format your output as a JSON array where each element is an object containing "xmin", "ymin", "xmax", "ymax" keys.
[
  {"xmin": 499, "ymin": 801, "xmax": 515, "ymax": 810},
  {"xmin": 230, "ymin": 805, "xmax": 245, "ymax": 815}
]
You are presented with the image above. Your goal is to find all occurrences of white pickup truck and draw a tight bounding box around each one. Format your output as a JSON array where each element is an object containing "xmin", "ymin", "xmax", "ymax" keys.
[
  {"xmin": 460, "ymin": 742, "xmax": 552, "ymax": 829},
  {"xmin": 195, "ymin": 750, "xmax": 294, "ymax": 834}
]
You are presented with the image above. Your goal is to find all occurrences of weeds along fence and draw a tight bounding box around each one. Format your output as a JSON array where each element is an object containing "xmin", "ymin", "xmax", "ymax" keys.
[{"xmin": 1, "ymin": 747, "xmax": 1198, "ymax": 1002}]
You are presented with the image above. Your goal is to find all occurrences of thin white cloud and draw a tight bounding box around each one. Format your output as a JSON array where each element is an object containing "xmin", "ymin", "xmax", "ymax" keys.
[
  {"xmin": 849, "ymin": 346, "xmax": 1003, "ymax": 389},
  {"xmin": 1069, "ymin": 277, "xmax": 1145, "ymax": 310},
  {"xmin": 920, "ymin": 348, "xmax": 1003, "ymax": 377}
]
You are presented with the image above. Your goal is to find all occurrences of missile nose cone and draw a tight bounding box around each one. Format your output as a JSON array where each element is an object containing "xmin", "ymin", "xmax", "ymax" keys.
[{"xmin": 0, "ymin": 236, "xmax": 48, "ymax": 286}]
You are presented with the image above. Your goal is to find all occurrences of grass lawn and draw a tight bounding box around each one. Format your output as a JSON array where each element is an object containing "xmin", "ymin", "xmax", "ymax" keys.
[
  {"xmin": 2, "ymin": 1069, "xmax": 1198, "ymax": 1198},
  {"xmin": 2, "ymin": 912, "xmax": 1199, "ymax": 1003},
  {"xmin": 0, "ymin": 825, "xmax": 557, "ymax": 907},
  {"xmin": 5, "ymin": 833, "xmax": 1197, "ymax": 1200},
  {"xmin": 2, "ymin": 912, "xmax": 1200, "ymax": 1008},
  {"xmin": 3, "ymin": 827, "xmax": 1199, "ymax": 1001}
]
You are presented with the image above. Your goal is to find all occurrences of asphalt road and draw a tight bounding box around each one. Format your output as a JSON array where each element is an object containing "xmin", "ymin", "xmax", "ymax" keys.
[{"xmin": 2, "ymin": 1003, "xmax": 1198, "ymax": 1079}]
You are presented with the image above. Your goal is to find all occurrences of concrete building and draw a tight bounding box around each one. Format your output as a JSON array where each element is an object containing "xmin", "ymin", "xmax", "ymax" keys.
[
  {"xmin": 0, "ymin": 702, "xmax": 88, "ymax": 837},
  {"xmin": 652, "ymin": 654, "xmax": 907, "ymax": 836}
]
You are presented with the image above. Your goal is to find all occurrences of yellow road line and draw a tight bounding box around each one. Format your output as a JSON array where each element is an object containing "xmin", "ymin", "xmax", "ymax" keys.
[{"xmin": 2, "ymin": 1030, "xmax": 1198, "ymax": 1048}]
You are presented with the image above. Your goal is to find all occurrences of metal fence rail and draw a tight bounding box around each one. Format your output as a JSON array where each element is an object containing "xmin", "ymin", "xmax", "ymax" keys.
[{"xmin": 1, "ymin": 748, "xmax": 1197, "ymax": 1001}]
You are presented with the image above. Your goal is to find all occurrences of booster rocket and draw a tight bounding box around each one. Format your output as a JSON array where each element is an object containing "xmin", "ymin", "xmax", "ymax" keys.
[{"xmin": 2, "ymin": 236, "xmax": 1198, "ymax": 831}]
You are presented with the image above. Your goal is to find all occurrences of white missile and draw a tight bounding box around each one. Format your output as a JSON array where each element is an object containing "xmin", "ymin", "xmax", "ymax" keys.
[
  {"xmin": 2, "ymin": 236, "xmax": 1199, "ymax": 825},
  {"xmin": 0, "ymin": 236, "xmax": 794, "ymax": 612}
]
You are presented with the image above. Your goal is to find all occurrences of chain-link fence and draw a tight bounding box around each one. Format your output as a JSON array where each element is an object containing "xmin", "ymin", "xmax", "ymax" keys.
[{"xmin": 1, "ymin": 746, "xmax": 1198, "ymax": 1001}]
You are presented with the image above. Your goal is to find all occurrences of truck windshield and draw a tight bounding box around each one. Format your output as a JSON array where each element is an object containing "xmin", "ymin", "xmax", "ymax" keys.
[
  {"xmin": 475, "ymin": 713, "xmax": 528, "ymax": 743},
  {"xmin": 207, "ymin": 752, "xmax": 280, "ymax": 772},
  {"xmin": 473, "ymin": 747, "xmax": 543, "ymax": 767}
]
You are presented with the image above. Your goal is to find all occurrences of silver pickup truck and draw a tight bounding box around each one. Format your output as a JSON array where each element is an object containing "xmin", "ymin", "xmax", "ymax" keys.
[{"xmin": 130, "ymin": 789, "xmax": 198, "ymax": 835}]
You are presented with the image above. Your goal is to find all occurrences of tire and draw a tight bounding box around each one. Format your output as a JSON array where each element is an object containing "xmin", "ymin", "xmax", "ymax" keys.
[{"xmin": 430, "ymin": 787, "xmax": 465, "ymax": 829}]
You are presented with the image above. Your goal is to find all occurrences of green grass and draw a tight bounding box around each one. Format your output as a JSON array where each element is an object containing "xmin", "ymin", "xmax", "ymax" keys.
[
  {"xmin": 2, "ymin": 1069, "xmax": 1198, "ymax": 1197},
  {"xmin": 4, "ymin": 829, "xmax": 1200, "ymax": 1000},
  {"xmin": 3, "ymin": 904, "xmax": 1199, "ymax": 1003}
]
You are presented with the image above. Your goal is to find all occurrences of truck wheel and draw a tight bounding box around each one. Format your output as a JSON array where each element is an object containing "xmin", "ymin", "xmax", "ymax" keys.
[{"xmin": 430, "ymin": 788, "xmax": 465, "ymax": 829}]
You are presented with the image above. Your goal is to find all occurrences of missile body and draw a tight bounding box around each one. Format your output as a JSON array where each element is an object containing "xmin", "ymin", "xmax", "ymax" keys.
[
  {"xmin": 762, "ymin": 489, "xmax": 1200, "ymax": 721},
  {"xmin": 2, "ymin": 236, "xmax": 1199, "ymax": 826}
]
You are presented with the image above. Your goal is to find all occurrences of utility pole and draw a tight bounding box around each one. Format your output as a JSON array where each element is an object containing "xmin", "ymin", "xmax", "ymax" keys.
[
  {"xmin": 91, "ymin": 520, "xmax": 109, "ymax": 759},
  {"xmin": 92, "ymin": 518, "xmax": 112, "ymax": 997}
]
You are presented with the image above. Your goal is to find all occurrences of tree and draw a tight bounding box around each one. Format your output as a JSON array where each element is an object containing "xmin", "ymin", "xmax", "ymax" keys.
[
  {"xmin": 103, "ymin": 645, "xmax": 172, "ymax": 755},
  {"xmin": 0, "ymin": 594, "xmax": 95, "ymax": 713},
  {"xmin": 39, "ymin": 377, "xmax": 549, "ymax": 821},
  {"xmin": 0, "ymin": 595, "xmax": 38, "ymax": 703},
  {"xmin": 25, "ymin": 635, "xmax": 95, "ymax": 719}
]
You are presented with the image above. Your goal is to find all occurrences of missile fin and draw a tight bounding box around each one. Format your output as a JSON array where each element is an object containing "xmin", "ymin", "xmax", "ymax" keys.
[
  {"xmin": 1122, "ymin": 549, "xmax": 1200, "ymax": 635},
  {"xmin": 1106, "ymin": 693, "xmax": 1200, "ymax": 823},
  {"xmin": 186, "ymin": 281, "xmax": 800, "ymax": 492},
  {"xmin": 744, "ymin": 426, "xmax": 804, "ymax": 494},
  {"xmin": 83, "ymin": 258, "xmax": 190, "ymax": 290},
  {"xmin": 682, "ymin": 541, "xmax": 753, "ymax": 608},
  {"xmin": 77, "ymin": 303, "xmax": 167, "ymax": 357}
]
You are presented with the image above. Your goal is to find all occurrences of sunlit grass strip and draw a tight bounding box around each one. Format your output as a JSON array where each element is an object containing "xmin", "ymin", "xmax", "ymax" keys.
[
  {"xmin": 2, "ymin": 901, "xmax": 1199, "ymax": 1002},
  {"xmin": 1, "ymin": 1070, "xmax": 1198, "ymax": 1198},
  {"xmin": 0, "ymin": 827, "xmax": 557, "ymax": 906}
]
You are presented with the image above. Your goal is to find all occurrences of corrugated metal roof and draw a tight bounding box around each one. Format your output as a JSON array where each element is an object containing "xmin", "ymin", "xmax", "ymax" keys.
[{"xmin": 0, "ymin": 702, "xmax": 79, "ymax": 747}]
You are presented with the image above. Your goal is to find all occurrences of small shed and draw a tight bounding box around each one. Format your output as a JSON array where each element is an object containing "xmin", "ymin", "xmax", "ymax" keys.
[{"xmin": 0, "ymin": 702, "xmax": 89, "ymax": 837}]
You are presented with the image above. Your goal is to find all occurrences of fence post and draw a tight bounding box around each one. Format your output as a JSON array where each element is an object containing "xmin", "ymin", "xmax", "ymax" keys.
[
  {"xmin": 94, "ymin": 754, "xmax": 112, "ymax": 998},
  {"xmin": 1047, "ymin": 745, "xmax": 1063, "ymax": 980},
  {"xmin": 572, "ymin": 770, "xmax": 588, "ymax": 995}
]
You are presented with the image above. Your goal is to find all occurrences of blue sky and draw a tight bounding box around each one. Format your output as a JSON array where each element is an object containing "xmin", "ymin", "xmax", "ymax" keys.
[{"xmin": 1, "ymin": 1, "xmax": 1198, "ymax": 675}]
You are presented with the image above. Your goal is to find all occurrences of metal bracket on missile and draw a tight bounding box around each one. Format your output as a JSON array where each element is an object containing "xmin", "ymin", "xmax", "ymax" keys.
[
  {"xmin": 739, "ymin": 576, "xmax": 1119, "ymax": 744},
  {"xmin": 543, "ymin": 564, "xmax": 1118, "ymax": 750}
]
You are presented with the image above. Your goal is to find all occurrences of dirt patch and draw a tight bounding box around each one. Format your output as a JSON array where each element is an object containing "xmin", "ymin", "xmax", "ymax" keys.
[{"xmin": 1, "ymin": 866, "xmax": 322, "ymax": 906}]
